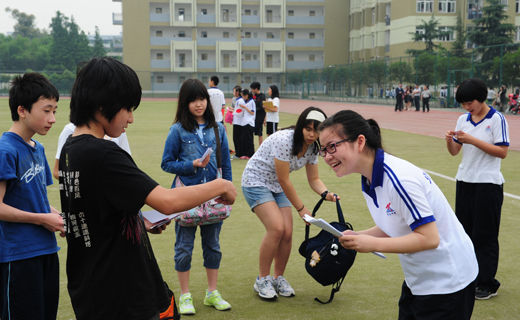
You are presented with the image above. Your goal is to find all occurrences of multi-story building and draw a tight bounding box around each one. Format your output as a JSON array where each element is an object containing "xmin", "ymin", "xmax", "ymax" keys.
[
  {"xmin": 112, "ymin": 0, "xmax": 349, "ymax": 92},
  {"xmin": 348, "ymin": 0, "xmax": 520, "ymax": 63},
  {"xmin": 87, "ymin": 34, "xmax": 123, "ymax": 59}
]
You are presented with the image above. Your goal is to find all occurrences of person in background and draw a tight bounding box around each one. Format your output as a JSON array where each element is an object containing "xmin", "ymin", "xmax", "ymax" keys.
[
  {"xmin": 421, "ymin": 85, "xmax": 431, "ymax": 112},
  {"xmin": 208, "ymin": 76, "xmax": 226, "ymax": 123},
  {"xmin": 53, "ymin": 122, "xmax": 131, "ymax": 179},
  {"xmin": 241, "ymin": 107, "xmax": 337, "ymax": 300},
  {"xmin": 236, "ymin": 89, "xmax": 256, "ymax": 160},
  {"xmin": 250, "ymin": 82, "xmax": 266, "ymax": 146},
  {"xmin": 161, "ymin": 79, "xmax": 232, "ymax": 315},
  {"xmin": 1, "ymin": 72, "xmax": 63, "ymax": 320},
  {"xmin": 320, "ymin": 109, "xmax": 477, "ymax": 320},
  {"xmin": 265, "ymin": 85, "xmax": 280, "ymax": 137},
  {"xmin": 446, "ymin": 78, "xmax": 509, "ymax": 300}
]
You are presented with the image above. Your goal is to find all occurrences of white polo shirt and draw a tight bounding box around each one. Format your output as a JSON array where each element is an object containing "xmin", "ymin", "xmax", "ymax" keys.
[
  {"xmin": 237, "ymin": 97, "xmax": 256, "ymax": 127},
  {"xmin": 362, "ymin": 149, "xmax": 478, "ymax": 295},
  {"xmin": 453, "ymin": 107, "xmax": 509, "ymax": 184},
  {"xmin": 208, "ymin": 87, "xmax": 226, "ymax": 122},
  {"xmin": 265, "ymin": 97, "xmax": 280, "ymax": 123}
]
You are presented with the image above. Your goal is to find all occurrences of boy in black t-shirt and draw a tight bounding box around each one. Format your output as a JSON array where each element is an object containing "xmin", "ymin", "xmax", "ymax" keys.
[
  {"xmin": 59, "ymin": 57, "xmax": 236, "ymax": 320},
  {"xmin": 250, "ymin": 81, "xmax": 266, "ymax": 146}
]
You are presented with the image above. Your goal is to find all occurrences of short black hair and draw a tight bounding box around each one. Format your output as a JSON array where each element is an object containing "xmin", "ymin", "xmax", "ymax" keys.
[
  {"xmin": 456, "ymin": 78, "xmax": 487, "ymax": 103},
  {"xmin": 269, "ymin": 85, "xmax": 279, "ymax": 98},
  {"xmin": 8, "ymin": 73, "xmax": 59, "ymax": 121},
  {"xmin": 241, "ymin": 88, "xmax": 250, "ymax": 97},
  {"xmin": 210, "ymin": 75, "xmax": 219, "ymax": 86},
  {"xmin": 175, "ymin": 78, "xmax": 217, "ymax": 132},
  {"xmin": 69, "ymin": 57, "xmax": 142, "ymax": 126},
  {"xmin": 250, "ymin": 82, "xmax": 261, "ymax": 90}
]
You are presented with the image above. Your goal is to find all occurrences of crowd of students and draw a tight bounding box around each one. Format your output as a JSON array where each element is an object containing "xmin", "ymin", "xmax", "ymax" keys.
[{"xmin": 0, "ymin": 57, "xmax": 510, "ymax": 320}]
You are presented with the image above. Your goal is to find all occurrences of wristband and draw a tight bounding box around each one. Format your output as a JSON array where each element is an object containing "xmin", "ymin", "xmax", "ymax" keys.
[
  {"xmin": 320, "ymin": 190, "xmax": 329, "ymax": 199},
  {"xmin": 296, "ymin": 205, "xmax": 305, "ymax": 212}
]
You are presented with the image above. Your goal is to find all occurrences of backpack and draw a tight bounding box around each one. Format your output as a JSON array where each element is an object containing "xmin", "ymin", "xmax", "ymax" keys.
[{"xmin": 298, "ymin": 196, "xmax": 357, "ymax": 304}]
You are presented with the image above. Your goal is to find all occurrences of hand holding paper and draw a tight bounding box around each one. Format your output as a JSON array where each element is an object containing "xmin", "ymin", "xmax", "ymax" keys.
[{"xmin": 303, "ymin": 214, "xmax": 386, "ymax": 259}]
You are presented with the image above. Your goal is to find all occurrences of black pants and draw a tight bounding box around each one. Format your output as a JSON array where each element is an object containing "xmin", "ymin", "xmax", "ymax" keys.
[
  {"xmin": 395, "ymin": 98, "xmax": 403, "ymax": 111},
  {"xmin": 0, "ymin": 253, "xmax": 59, "ymax": 320},
  {"xmin": 237, "ymin": 124, "xmax": 254, "ymax": 157},
  {"xmin": 233, "ymin": 124, "xmax": 241, "ymax": 157},
  {"xmin": 422, "ymin": 98, "xmax": 430, "ymax": 112},
  {"xmin": 398, "ymin": 280, "xmax": 475, "ymax": 320},
  {"xmin": 414, "ymin": 96, "xmax": 421, "ymax": 111},
  {"xmin": 455, "ymin": 181, "xmax": 502, "ymax": 291}
]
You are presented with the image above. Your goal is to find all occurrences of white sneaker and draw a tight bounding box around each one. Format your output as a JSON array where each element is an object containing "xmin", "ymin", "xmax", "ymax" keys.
[
  {"xmin": 273, "ymin": 276, "xmax": 295, "ymax": 297},
  {"xmin": 253, "ymin": 276, "xmax": 277, "ymax": 299}
]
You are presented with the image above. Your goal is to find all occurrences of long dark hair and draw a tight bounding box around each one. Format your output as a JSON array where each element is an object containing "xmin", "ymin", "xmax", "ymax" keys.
[
  {"xmin": 175, "ymin": 79, "xmax": 217, "ymax": 131},
  {"xmin": 269, "ymin": 85, "xmax": 279, "ymax": 98},
  {"xmin": 285, "ymin": 106, "xmax": 326, "ymax": 156},
  {"xmin": 318, "ymin": 110, "xmax": 382, "ymax": 152}
]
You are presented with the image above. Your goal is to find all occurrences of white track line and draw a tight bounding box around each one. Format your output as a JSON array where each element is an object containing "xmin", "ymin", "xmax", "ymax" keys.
[{"xmin": 423, "ymin": 169, "xmax": 520, "ymax": 201}]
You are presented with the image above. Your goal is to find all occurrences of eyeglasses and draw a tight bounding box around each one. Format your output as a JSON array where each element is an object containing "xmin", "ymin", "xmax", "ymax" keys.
[{"xmin": 319, "ymin": 138, "xmax": 353, "ymax": 157}]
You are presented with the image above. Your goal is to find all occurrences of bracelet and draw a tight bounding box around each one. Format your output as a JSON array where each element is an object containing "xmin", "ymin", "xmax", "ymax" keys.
[
  {"xmin": 296, "ymin": 205, "xmax": 305, "ymax": 212},
  {"xmin": 320, "ymin": 190, "xmax": 329, "ymax": 199}
]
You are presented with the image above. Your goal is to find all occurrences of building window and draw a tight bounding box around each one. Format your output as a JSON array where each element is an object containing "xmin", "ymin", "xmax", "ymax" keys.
[
  {"xmin": 155, "ymin": 30, "xmax": 163, "ymax": 37},
  {"xmin": 288, "ymin": 10, "xmax": 294, "ymax": 16},
  {"xmin": 468, "ymin": 0, "xmax": 483, "ymax": 19},
  {"xmin": 178, "ymin": 31, "xmax": 185, "ymax": 38},
  {"xmin": 222, "ymin": 9, "xmax": 230, "ymax": 22},
  {"xmin": 179, "ymin": 53, "xmax": 186, "ymax": 67},
  {"xmin": 266, "ymin": 76, "xmax": 272, "ymax": 83},
  {"xmin": 517, "ymin": 0, "xmax": 520, "ymax": 13},
  {"xmin": 309, "ymin": 54, "xmax": 315, "ymax": 61},
  {"xmin": 416, "ymin": 0, "xmax": 433, "ymax": 13},
  {"xmin": 223, "ymin": 76, "xmax": 229, "ymax": 84},
  {"xmin": 267, "ymin": 32, "xmax": 275, "ymax": 39},
  {"xmin": 201, "ymin": 31, "xmax": 207, "ymax": 38},
  {"xmin": 439, "ymin": 27, "xmax": 454, "ymax": 41},
  {"xmin": 223, "ymin": 31, "xmax": 230, "ymax": 38},
  {"xmin": 201, "ymin": 53, "xmax": 208, "ymax": 60},
  {"xmin": 439, "ymin": 0, "xmax": 456, "ymax": 12},
  {"xmin": 155, "ymin": 7, "xmax": 163, "ymax": 14},
  {"xmin": 415, "ymin": 27, "xmax": 425, "ymax": 36},
  {"xmin": 266, "ymin": 9, "xmax": 273, "ymax": 23},
  {"xmin": 309, "ymin": 10, "xmax": 315, "ymax": 16},
  {"xmin": 288, "ymin": 32, "xmax": 294, "ymax": 39},
  {"xmin": 309, "ymin": 32, "xmax": 315, "ymax": 39},
  {"xmin": 516, "ymin": 26, "xmax": 520, "ymax": 41},
  {"xmin": 371, "ymin": 8, "xmax": 376, "ymax": 24},
  {"xmin": 178, "ymin": 8, "xmax": 185, "ymax": 21},
  {"xmin": 245, "ymin": 31, "xmax": 251, "ymax": 38},
  {"xmin": 288, "ymin": 54, "xmax": 294, "ymax": 61},
  {"xmin": 244, "ymin": 9, "xmax": 251, "ymax": 15},
  {"xmin": 157, "ymin": 76, "xmax": 164, "ymax": 83},
  {"xmin": 245, "ymin": 53, "xmax": 251, "ymax": 61},
  {"xmin": 157, "ymin": 53, "xmax": 164, "ymax": 60},
  {"xmin": 253, "ymin": 54, "xmax": 257, "ymax": 60},
  {"xmin": 201, "ymin": 8, "xmax": 208, "ymax": 15},
  {"xmin": 501, "ymin": 0, "xmax": 508, "ymax": 5},
  {"xmin": 245, "ymin": 75, "xmax": 252, "ymax": 83}
]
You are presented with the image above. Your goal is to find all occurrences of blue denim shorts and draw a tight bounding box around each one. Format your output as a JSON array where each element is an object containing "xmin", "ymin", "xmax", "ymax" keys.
[{"xmin": 242, "ymin": 186, "xmax": 291, "ymax": 212}]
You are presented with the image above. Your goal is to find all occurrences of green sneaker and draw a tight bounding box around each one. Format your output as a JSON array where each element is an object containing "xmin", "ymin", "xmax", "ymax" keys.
[
  {"xmin": 179, "ymin": 292, "xmax": 196, "ymax": 315},
  {"xmin": 204, "ymin": 289, "xmax": 231, "ymax": 311}
]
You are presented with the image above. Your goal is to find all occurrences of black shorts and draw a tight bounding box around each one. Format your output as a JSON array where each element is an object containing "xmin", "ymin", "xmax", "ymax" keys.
[
  {"xmin": 398, "ymin": 280, "xmax": 475, "ymax": 320},
  {"xmin": 254, "ymin": 110, "xmax": 266, "ymax": 136},
  {"xmin": 1, "ymin": 253, "xmax": 59, "ymax": 320},
  {"xmin": 266, "ymin": 122, "xmax": 278, "ymax": 135}
]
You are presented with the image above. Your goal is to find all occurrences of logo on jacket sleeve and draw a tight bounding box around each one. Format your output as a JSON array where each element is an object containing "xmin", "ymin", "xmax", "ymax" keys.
[{"xmin": 385, "ymin": 202, "xmax": 396, "ymax": 216}]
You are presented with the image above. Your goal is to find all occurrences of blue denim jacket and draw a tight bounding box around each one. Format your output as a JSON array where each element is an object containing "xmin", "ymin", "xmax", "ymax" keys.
[{"xmin": 161, "ymin": 122, "xmax": 232, "ymax": 187}]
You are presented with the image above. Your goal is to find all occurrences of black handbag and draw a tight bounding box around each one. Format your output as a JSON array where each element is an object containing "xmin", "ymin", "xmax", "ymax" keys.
[{"xmin": 298, "ymin": 195, "xmax": 357, "ymax": 304}]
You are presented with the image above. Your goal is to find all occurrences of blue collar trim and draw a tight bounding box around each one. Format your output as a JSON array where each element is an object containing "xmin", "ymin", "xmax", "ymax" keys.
[
  {"xmin": 361, "ymin": 148, "xmax": 384, "ymax": 207},
  {"xmin": 465, "ymin": 106, "xmax": 495, "ymax": 126}
]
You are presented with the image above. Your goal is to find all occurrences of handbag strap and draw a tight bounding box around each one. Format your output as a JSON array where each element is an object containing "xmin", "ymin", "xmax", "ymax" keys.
[
  {"xmin": 213, "ymin": 126, "xmax": 222, "ymax": 169},
  {"xmin": 304, "ymin": 194, "xmax": 345, "ymax": 241}
]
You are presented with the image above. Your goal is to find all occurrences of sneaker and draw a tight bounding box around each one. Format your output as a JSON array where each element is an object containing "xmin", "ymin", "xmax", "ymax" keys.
[
  {"xmin": 254, "ymin": 276, "xmax": 277, "ymax": 299},
  {"xmin": 475, "ymin": 287, "xmax": 498, "ymax": 300},
  {"xmin": 204, "ymin": 289, "xmax": 231, "ymax": 311},
  {"xmin": 179, "ymin": 292, "xmax": 195, "ymax": 315},
  {"xmin": 273, "ymin": 276, "xmax": 295, "ymax": 297},
  {"xmin": 239, "ymin": 156, "xmax": 250, "ymax": 160}
]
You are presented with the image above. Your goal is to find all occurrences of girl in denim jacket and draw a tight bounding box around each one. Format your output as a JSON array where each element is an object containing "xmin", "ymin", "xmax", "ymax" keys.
[{"xmin": 161, "ymin": 79, "xmax": 232, "ymax": 315}]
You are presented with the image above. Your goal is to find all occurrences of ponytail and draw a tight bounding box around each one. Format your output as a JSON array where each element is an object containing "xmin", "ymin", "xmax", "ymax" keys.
[{"xmin": 319, "ymin": 110, "xmax": 383, "ymax": 151}]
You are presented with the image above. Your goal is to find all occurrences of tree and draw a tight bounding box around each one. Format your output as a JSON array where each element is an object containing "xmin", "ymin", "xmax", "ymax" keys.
[
  {"xmin": 495, "ymin": 48, "xmax": 520, "ymax": 87},
  {"xmin": 389, "ymin": 61, "xmax": 413, "ymax": 84},
  {"xmin": 451, "ymin": 14, "xmax": 467, "ymax": 58},
  {"xmin": 367, "ymin": 60, "xmax": 387, "ymax": 93},
  {"xmin": 413, "ymin": 52, "xmax": 436, "ymax": 85},
  {"xmin": 91, "ymin": 26, "xmax": 107, "ymax": 58},
  {"xmin": 48, "ymin": 11, "xmax": 91, "ymax": 71},
  {"xmin": 407, "ymin": 16, "xmax": 450, "ymax": 55},
  {"xmin": 467, "ymin": 0, "xmax": 515, "ymax": 65},
  {"xmin": 5, "ymin": 7, "xmax": 44, "ymax": 38},
  {"xmin": 0, "ymin": 34, "xmax": 51, "ymax": 71}
]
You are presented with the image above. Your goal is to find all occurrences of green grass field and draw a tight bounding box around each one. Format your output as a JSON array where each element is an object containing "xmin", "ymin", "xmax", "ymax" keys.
[{"xmin": 1, "ymin": 98, "xmax": 519, "ymax": 320}]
